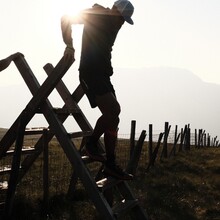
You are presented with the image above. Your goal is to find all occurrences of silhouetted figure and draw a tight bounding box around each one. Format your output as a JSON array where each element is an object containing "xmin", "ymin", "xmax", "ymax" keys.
[{"xmin": 61, "ymin": 0, "xmax": 134, "ymax": 180}]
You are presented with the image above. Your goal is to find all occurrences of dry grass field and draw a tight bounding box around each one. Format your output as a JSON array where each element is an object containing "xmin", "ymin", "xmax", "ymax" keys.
[{"xmin": 0, "ymin": 128, "xmax": 219, "ymax": 220}]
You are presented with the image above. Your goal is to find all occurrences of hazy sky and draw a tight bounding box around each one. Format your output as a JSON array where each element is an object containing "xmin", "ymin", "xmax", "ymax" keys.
[
  {"xmin": 1, "ymin": 0, "xmax": 220, "ymax": 85},
  {"xmin": 1, "ymin": 0, "xmax": 220, "ymax": 136}
]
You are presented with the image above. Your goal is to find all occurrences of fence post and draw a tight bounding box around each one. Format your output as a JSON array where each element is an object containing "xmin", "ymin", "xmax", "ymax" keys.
[
  {"xmin": 151, "ymin": 133, "xmax": 164, "ymax": 167},
  {"xmin": 169, "ymin": 125, "xmax": 180, "ymax": 157},
  {"xmin": 204, "ymin": 133, "xmax": 206, "ymax": 147},
  {"xmin": 185, "ymin": 124, "xmax": 190, "ymax": 151},
  {"xmin": 148, "ymin": 124, "xmax": 153, "ymax": 168},
  {"xmin": 207, "ymin": 133, "xmax": 210, "ymax": 147},
  {"xmin": 213, "ymin": 136, "xmax": 218, "ymax": 147},
  {"xmin": 160, "ymin": 122, "xmax": 169, "ymax": 159},
  {"xmin": 198, "ymin": 129, "xmax": 201, "ymax": 148},
  {"xmin": 43, "ymin": 128, "xmax": 49, "ymax": 215},
  {"xmin": 179, "ymin": 125, "xmax": 187, "ymax": 152},
  {"xmin": 126, "ymin": 130, "xmax": 146, "ymax": 175},
  {"xmin": 195, "ymin": 129, "xmax": 197, "ymax": 147},
  {"xmin": 5, "ymin": 112, "xmax": 26, "ymax": 218},
  {"xmin": 129, "ymin": 120, "xmax": 136, "ymax": 159},
  {"xmin": 202, "ymin": 130, "xmax": 206, "ymax": 147}
]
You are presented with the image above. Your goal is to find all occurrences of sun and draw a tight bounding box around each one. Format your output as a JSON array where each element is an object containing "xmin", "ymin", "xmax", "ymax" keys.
[
  {"xmin": 52, "ymin": 0, "xmax": 92, "ymax": 18},
  {"xmin": 50, "ymin": 0, "xmax": 93, "ymax": 51}
]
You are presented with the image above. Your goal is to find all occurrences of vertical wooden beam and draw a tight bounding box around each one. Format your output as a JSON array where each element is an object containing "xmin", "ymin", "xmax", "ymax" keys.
[
  {"xmin": 126, "ymin": 130, "xmax": 146, "ymax": 175},
  {"xmin": 179, "ymin": 125, "xmax": 187, "ymax": 152},
  {"xmin": 151, "ymin": 133, "xmax": 164, "ymax": 166},
  {"xmin": 185, "ymin": 124, "xmax": 190, "ymax": 151},
  {"xmin": 161, "ymin": 122, "xmax": 170, "ymax": 159},
  {"xmin": 5, "ymin": 112, "xmax": 26, "ymax": 218},
  {"xmin": 169, "ymin": 125, "xmax": 180, "ymax": 157},
  {"xmin": 148, "ymin": 124, "xmax": 153, "ymax": 168},
  {"xmin": 129, "ymin": 120, "xmax": 136, "ymax": 159},
  {"xmin": 43, "ymin": 129, "xmax": 49, "ymax": 215},
  {"xmin": 195, "ymin": 129, "xmax": 197, "ymax": 148}
]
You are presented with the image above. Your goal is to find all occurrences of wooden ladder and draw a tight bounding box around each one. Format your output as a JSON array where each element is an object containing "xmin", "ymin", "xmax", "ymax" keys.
[{"xmin": 0, "ymin": 54, "xmax": 148, "ymax": 219}]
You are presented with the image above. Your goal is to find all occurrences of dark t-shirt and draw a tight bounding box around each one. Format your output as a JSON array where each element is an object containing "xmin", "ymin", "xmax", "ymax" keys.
[{"xmin": 79, "ymin": 4, "xmax": 121, "ymax": 77}]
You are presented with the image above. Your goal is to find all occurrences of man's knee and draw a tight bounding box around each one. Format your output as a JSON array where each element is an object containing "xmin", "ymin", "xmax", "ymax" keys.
[{"xmin": 112, "ymin": 102, "xmax": 121, "ymax": 117}]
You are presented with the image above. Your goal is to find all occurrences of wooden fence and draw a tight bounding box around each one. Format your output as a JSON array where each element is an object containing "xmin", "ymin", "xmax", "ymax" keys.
[
  {"xmin": 0, "ymin": 120, "xmax": 219, "ymax": 204},
  {"xmin": 126, "ymin": 120, "xmax": 219, "ymax": 175}
]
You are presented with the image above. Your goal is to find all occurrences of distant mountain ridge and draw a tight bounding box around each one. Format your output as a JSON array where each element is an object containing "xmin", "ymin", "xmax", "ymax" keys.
[
  {"xmin": 0, "ymin": 67, "xmax": 219, "ymax": 137},
  {"xmin": 112, "ymin": 67, "xmax": 220, "ymax": 136}
]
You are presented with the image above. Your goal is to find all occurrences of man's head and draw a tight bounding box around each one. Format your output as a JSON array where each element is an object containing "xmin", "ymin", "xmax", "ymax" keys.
[{"xmin": 113, "ymin": 0, "xmax": 134, "ymax": 25}]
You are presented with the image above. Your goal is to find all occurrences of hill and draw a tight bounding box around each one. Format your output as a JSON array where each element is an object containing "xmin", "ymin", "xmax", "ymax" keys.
[
  {"xmin": 0, "ymin": 67, "xmax": 220, "ymax": 138},
  {"xmin": 112, "ymin": 67, "xmax": 220, "ymax": 136}
]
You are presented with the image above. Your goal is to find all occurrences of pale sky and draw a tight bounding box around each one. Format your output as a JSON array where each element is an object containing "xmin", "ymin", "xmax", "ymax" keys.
[
  {"xmin": 1, "ymin": 0, "xmax": 220, "ymax": 136},
  {"xmin": 1, "ymin": 0, "xmax": 220, "ymax": 85}
]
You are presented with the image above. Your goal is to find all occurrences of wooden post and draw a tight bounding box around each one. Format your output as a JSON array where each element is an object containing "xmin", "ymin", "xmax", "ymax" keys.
[
  {"xmin": 185, "ymin": 124, "xmax": 190, "ymax": 151},
  {"xmin": 129, "ymin": 120, "xmax": 136, "ymax": 159},
  {"xmin": 160, "ymin": 122, "xmax": 170, "ymax": 159},
  {"xmin": 179, "ymin": 125, "xmax": 187, "ymax": 152},
  {"xmin": 169, "ymin": 125, "xmax": 180, "ymax": 157},
  {"xmin": 151, "ymin": 133, "xmax": 164, "ymax": 166},
  {"xmin": 188, "ymin": 127, "xmax": 191, "ymax": 150},
  {"xmin": 214, "ymin": 136, "xmax": 218, "ymax": 147},
  {"xmin": 204, "ymin": 133, "xmax": 206, "ymax": 147},
  {"xmin": 43, "ymin": 129, "xmax": 49, "ymax": 215},
  {"xmin": 207, "ymin": 133, "xmax": 210, "ymax": 147},
  {"xmin": 146, "ymin": 132, "xmax": 164, "ymax": 171},
  {"xmin": 198, "ymin": 129, "xmax": 202, "ymax": 148},
  {"xmin": 126, "ymin": 130, "xmax": 146, "ymax": 175},
  {"xmin": 148, "ymin": 124, "xmax": 153, "ymax": 168},
  {"xmin": 5, "ymin": 112, "xmax": 26, "ymax": 218},
  {"xmin": 201, "ymin": 130, "xmax": 206, "ymax": 147},
  {"xmin": 195, "ymin": 129, "xmax": 197, "ymax": 148}
]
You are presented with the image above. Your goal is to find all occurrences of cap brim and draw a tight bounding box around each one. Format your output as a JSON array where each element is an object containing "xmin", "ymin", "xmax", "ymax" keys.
[{"xmin": 124, "ymin": 17, "xmax": 134, "ymax": 25}]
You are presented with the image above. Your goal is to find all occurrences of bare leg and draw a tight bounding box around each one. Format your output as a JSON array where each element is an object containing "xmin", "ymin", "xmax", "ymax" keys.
[
  {"xmin": 91, "ymin": 92, "xmax": 120, "ymax": 163},
  {"xmin": 87, "ymin": 92, "xmax": 133, "ymax": 180}
]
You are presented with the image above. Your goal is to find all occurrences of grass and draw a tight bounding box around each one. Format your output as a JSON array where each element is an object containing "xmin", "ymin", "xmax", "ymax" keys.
[
  {"xmin": 0, "ymin": 135, "xmax": 220, "ymax": 220},
  {"xmin": 133, "ymin": 148, "xmax": 220, "ymax": 220}
]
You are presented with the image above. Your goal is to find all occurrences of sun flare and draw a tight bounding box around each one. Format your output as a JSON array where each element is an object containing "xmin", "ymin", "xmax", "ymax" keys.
[
  {"xmin": 50, "ymin": 0, "xmax": 93, "ymax": 51},
  {"xmin": 52, "ymin": 0, "xmax": 92, "ymax": 18}
]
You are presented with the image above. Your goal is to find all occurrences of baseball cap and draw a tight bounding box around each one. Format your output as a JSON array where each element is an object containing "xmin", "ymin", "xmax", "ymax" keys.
[{"xmin": 114, "ymin": 0, "xmax": 134, "ymax": 25}]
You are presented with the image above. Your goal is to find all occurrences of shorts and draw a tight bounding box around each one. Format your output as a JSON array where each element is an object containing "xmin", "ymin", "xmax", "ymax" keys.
[{"xmin": 79, "ymin": 72, "xmax": 116, "ymax": 108}]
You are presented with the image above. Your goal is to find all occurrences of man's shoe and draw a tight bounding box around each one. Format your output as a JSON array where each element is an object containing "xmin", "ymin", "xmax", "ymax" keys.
[
  {"xmin": 103, "ymin": 163, "xmax": 133, "ymax": 180},
  {"xmin": 85, "ymin": 142, "xmax": 106, "ymax": 162}
]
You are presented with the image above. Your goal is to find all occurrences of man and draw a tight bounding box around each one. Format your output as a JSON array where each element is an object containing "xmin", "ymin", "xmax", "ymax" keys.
[{"xmin": 61, "ymin": 0, "xmax": 134, "ymax": 180}]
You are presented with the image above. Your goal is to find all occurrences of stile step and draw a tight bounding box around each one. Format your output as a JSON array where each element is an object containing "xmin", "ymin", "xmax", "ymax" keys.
[
  {"xmin": 53, "ymin": 107, "xmax": 81, "ymax": 115},
  {"xmin": 24, "ymin": 128, "xmax": 47, "ymax": 135},
  {"xmin": 81, "ymin": 155, "xmax": 95, "ymax": 164},
  {"xmin": 0, "ymin": 166, "xmax": 22, "ymax": 175},
  {"xmin": 68, "ymin": 131, "xmax": 92, "ymax": 139},
  {"xmin": 0, "ymin": 166, "xmax": 12, "ymax": 174},
  {"xmin": 6, "ymin": 147, "xmax": 36, "ymax": 156},
  {"xmin": 112, "ymin": 199, "xmax": 139, "ymax": 218},
  {"xmin": 0, "ymin": 202, "xmax": 5, "ymax": 212},
  {"xmin": 0, "ymin": 181, "xmax": 8, "ymax": 190},
  {"xmin": 96, "ymin": 177, "xmax": 122, "ymax": 191}
]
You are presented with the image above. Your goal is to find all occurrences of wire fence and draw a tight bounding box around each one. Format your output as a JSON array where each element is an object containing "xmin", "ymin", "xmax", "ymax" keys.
[
  {"xmin": 0, "ymin": 132, "xmax": 178, "ymax": 198},
  {"xmin": 0, "ymin": 128, "xmax": 218, "ymax": 203}
]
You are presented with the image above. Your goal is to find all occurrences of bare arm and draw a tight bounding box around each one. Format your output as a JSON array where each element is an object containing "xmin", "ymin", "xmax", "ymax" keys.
[
  {"xmin": 61, "ymin": 14, "xmax": 84, "ymax": 61},
  {"xmin": 61, "ymin": 14, "xmax": 83, "ymax": 48},
  {"xmin": 61, "ymin": 15, "xmax": 73, "ymax": 48}
]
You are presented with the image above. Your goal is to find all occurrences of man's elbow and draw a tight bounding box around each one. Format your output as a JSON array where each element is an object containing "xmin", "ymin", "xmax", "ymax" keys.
[{"xmin": 61, "ymin": 15, "xmax": 71, "ymax": 25}]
